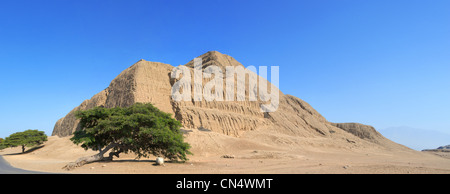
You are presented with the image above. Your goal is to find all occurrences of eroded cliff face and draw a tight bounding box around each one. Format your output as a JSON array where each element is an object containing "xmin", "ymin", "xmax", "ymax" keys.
[
  {"xmin": 52, "ymin": 51, "xmax": 394, "ymax": 148},
  {"xmin": 170, "ymin": 51, "xmax": 274, "ymax": 136},
  {"xmin": 52, "ymin": 90, "xmax": 109, "ymax": 137},
  {"xmin": 52, "ymin": 60, "xmax": 174, "ymax": 136},
  {"xmin": 330, "ymin": 122, "xmax": 388, "ymax": 144}
]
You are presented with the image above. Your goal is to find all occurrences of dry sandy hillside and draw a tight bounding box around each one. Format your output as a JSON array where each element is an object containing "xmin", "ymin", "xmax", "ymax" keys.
[
  {"xmin": 2, "ymin": 130, "xmax": 450, "ymax": 174},
  {"xmin": 3, "ymin": 51, "xmax": 449, "ymax": 174}
]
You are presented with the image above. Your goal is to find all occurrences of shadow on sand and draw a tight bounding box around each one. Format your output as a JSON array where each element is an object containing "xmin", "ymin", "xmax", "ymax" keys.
[
  {"xmin": 3, "ymin": 145, "xmax": 45, "ymax": 156},
  {"xmin": 101, "ymin": 159, "xmax": 185, "ymax": 166}
]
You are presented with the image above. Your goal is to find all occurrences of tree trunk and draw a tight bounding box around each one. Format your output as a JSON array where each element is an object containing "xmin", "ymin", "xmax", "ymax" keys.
[
  {"xmin": 22, "ymin": 145, "xmax": 25, "ymax": 153},
  {"xmin": 63, "ymin": 143, "xmax": 118, "ymax": 171}
]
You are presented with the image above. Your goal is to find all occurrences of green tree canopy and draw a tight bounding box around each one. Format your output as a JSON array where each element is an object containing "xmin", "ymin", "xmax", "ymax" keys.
[
  {"xmin": 0, "ymin": 138, "xmax": 5, "ymax": 150},
  {"xmin": 69, "ymin": 103, "xmax": 191, "ymax": 168},
  {"xmin": 2, "ymin": 130, "xmax": 47, "ymax": 153}
]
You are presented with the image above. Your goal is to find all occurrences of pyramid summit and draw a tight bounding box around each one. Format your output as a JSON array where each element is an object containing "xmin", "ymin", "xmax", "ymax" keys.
[{"xmin": 185, "ymin": 51, "xmax": 244, "ymax": 69}]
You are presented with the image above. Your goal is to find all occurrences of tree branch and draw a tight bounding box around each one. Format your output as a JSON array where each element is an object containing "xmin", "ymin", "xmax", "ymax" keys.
[{"xmin": 63, "ymin": 142, "xmax": 119, "ymax": 171}]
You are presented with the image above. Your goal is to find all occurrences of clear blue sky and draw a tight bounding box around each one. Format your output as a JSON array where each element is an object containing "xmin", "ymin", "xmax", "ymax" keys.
[{"xmin": 0, "ymin": 0, "xmax": 449, "ymax": 138}]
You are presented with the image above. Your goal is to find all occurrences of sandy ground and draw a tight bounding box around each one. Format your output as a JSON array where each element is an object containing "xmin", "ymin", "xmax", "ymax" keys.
[{"xmin": 1, "ymin": 129, "xmax": 450, "ymax": 174}]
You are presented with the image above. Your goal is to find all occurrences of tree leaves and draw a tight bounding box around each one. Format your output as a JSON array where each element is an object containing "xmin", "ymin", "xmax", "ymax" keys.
[
  {"xmin": 71, "ymin": 103, "xmax": 192, "ymax": 161},
  {"xmin": 1, "ymin": 130, "xmax": 47, "ymax": 152}
]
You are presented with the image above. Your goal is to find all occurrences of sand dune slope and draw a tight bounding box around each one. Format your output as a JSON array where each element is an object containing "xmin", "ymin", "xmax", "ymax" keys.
[{"xmin": 2, "ymin": 130, "xmax": 450, "ymax": 174}]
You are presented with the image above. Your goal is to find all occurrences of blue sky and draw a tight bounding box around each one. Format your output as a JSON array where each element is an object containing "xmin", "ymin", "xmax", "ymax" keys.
[{"xmin": 0, "ymin": 0, "xmax": 449, "ymax": 138}]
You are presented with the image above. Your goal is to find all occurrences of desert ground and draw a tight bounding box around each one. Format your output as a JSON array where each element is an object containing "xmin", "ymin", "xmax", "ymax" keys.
[{"xmin": 1, "ymin": 128, "xmax": 450, "ymax": 174}]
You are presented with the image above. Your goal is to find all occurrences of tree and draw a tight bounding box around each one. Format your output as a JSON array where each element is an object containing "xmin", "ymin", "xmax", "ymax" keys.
[
  {"xmin": 2, "ymin": 130, "xmax": 47, "ymax": 153},
  {"xmin": 63, "ymin": 103, "xmax": 192, "ymax": 170},
  {"xmin": 0, "ymin": 138, "xmax": 6, "ymax": 150}
]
